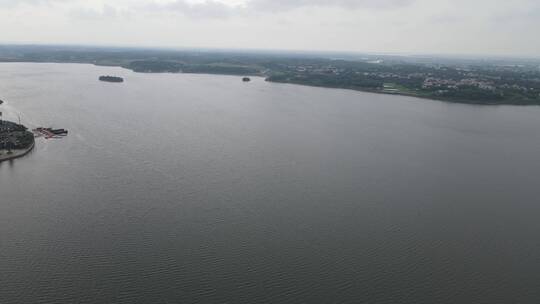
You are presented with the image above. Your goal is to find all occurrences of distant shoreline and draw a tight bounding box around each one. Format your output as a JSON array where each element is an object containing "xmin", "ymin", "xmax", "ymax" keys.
[
  {"xmin": 0, "ymin": 60, "xmax": 539, "ymax": 106},
  {"xmin": 266, "ymin": 79, "xmax": 540, "ymax": 106}
]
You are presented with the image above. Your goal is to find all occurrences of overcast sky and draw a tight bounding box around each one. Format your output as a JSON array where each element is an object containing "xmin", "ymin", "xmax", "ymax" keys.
[{"xmin": 1, "ymin": 0, "xmax": 539, "ymax": 57}]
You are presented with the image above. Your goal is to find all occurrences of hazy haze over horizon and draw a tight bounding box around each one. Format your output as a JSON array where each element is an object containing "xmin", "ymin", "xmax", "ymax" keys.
[{"xmin": 1, "ymin": 0, "xmax": 539, "ymax": 58}]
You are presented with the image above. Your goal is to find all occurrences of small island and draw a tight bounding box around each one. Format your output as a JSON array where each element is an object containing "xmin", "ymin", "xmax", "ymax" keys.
[
  {"xmin": 0, "ymin": 120, "xmax": 35, "ymax": 162},
  {"xmin": 99, "ymin": 76, "xmax": 124, "ymax": 83}
]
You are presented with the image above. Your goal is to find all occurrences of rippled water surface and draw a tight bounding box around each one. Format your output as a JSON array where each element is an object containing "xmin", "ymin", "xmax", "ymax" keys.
[{"xmin": 1, "ymin": 63, "xmax": 540, "ymax": 304}]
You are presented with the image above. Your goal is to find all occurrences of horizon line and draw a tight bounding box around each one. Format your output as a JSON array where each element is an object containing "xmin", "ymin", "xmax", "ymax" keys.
[{"xmin": 1, "ymin": 42, "xmax": 540, "ymax": 61}]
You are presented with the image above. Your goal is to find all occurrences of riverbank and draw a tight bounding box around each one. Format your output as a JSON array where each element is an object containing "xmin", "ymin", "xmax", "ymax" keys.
[
  {"xmin": 0, "ymin": 119, "xmax": 36, "ymax": 163},
  {"xmin": 0, "ymin": 139, "xmax": 35, "ymax": 163},
  {"xmin": 266, "ymin": 79, "xmax": 540, "ymax": 106}
]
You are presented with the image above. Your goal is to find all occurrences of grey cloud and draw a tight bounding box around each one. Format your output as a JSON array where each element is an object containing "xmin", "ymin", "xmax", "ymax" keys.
[
  {"xmin": 70, "ymin": 5, "xmax": 131, "ymax": 20},
  {"xmin": 146, "ymin": 0, "xmax": 415, "ymax": 18},
  {"xmin": 491, "ymin": 3, "xmax": 540, "ymax": 23},
  {"xmin": 0, "ymin": 0, "xmax": 65, "ymax": 8},
  {"xmin": 146, "ymin": 1, "xmax": 236, "ymax": 19},
  {"xmin": 248, "ymin": 0, "xmax": 415, "ymax": 12}
]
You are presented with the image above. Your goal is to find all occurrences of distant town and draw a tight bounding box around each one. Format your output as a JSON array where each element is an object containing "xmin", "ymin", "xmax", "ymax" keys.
[
  {"xmin": 1, "ymin": 45, "xmax": 539, "ymax": 105},
  {"xmin": 264, "ymin": 59, "xmax": 540, "ymax": 104}
]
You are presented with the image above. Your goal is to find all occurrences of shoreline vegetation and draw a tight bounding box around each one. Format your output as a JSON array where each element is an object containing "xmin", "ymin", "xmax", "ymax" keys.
[
  {"xmin": 0, "ymin": 45, "xmax": 539, "ymax": 105},
  {"xmin": 0, "ymin": 120, "xmax": 35, "ymax": 163}
]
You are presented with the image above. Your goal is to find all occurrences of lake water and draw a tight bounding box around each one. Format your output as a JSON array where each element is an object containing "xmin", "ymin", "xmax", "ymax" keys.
[{"xmin": 1, "ymin": 63, "xmax": 540, "ymax": 304}]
